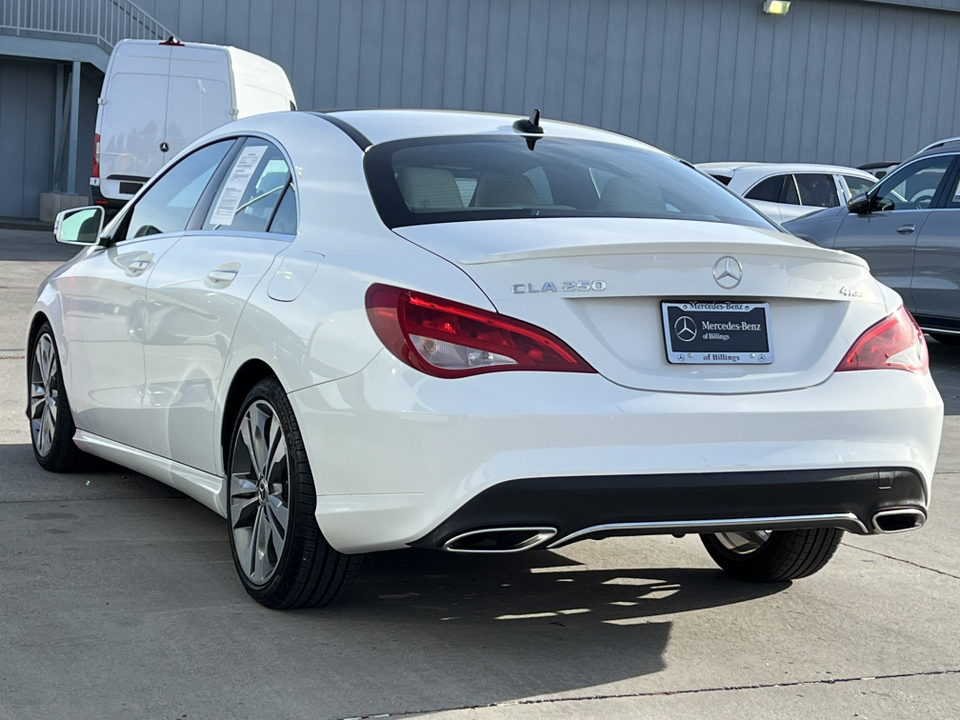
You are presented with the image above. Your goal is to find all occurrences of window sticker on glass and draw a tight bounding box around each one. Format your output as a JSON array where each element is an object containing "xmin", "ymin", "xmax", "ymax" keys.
[{"xmin": 209, "ymin": 145, "xmax": 268, "ymax": 227}]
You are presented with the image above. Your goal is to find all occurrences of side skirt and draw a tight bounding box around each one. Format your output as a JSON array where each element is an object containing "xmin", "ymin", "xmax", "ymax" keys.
[{"xmin": 73, "ymin": 430, "xmax": 226, "ymax": 517}]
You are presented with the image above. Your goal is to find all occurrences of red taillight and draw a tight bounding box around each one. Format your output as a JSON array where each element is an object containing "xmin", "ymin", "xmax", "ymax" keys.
[
  {"xmin": 836, "ymin": 305, "xmax": 928, "ymax": 374},
  {"xmin": 365, "ymin": 284, "xmax": 596, "ymax": 378},
  {"xmin": 93, "ymin": 133, "xmax": 101, "ymax": 179}
]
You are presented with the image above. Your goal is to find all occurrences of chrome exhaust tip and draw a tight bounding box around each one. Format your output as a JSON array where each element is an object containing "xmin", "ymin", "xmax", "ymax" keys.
[
  {"xmin": 872, "ymin": 508, "xmax": 926, "ymax": 534},
  {"xmin": 442, "ymin": 527, "xmax": 557, "ymax": 553}
]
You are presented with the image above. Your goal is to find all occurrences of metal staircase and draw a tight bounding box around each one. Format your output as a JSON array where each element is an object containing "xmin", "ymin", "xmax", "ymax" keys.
[
  {"xmin": 0, "ymin": 0, "xmax": 173, "ymax": 71},
  {"xmin": 0, "ymin": 0, "xmax": 174, "ymax": 202}
]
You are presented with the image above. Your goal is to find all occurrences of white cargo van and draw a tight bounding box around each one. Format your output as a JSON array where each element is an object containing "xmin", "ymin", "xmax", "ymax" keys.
[{"xmin": 90, "ymin": 38, "xmax": 296, "ymax": 209}]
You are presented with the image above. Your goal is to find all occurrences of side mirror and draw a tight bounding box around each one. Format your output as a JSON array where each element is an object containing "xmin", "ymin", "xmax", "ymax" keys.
[
  {"xmin": 54, "ymin": 206, "xmax": 104, "ymax": 246},
  {"xmin": 847, "ymin": 192, "xmax": 873, "ymax": 214}
]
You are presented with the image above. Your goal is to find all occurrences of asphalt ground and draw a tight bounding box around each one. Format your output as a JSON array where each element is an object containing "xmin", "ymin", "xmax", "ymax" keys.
[{"xmin": 1, "ymin": 228, "xmax": 958, "ymax": 720}]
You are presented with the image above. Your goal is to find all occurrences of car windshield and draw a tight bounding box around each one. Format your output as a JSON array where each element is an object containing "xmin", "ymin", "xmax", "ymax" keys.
[{"xmin": 364, "ymin": 136, "xmax": 776, "ymax": 231}]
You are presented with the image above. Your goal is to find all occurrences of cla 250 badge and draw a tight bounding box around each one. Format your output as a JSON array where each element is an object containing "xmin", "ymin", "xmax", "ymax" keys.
[{"xmin": 513, "ymin": 281, "xmax": 606, "ymax": 294}]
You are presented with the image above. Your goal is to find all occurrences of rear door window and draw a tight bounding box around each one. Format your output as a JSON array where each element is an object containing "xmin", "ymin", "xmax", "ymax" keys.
[
  {"xmin": 745, "ymin": 175, "xmax": 789, "ymax": 203},
  {"xmin": 204, "ymin": 138, "xmax": 292, "ymax": 233},
  {"xmin": 794, "ymin": 173, "xmax": 839, "ymax": 208}
]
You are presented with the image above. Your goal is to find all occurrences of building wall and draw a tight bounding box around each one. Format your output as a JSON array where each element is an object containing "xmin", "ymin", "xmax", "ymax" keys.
[
  {"xmin": 0, "ymin": 58, "xmax": 55, "ymax": 219},
  {"xmin": 0, "ymin": 57, "xmax": 100, "ymax": 218},
  {"xmin": 2, "ymin": 0, "xmax": 960, "ymax": 217},
  {"xmin": 137, "ymin": 0, "xmax": 960, "ymax": 165}
]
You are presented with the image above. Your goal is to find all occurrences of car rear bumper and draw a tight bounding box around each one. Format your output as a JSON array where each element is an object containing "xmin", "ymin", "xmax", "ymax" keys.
[
  {"xmin": 409, "ymin": 467, "xmax": 927, "ymax": 552},
  {"xmin": 287, "ymin": 352, "xmax": 943, "ymax": 554}
]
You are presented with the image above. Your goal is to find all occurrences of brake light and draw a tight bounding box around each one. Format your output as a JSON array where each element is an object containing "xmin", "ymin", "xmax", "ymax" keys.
[
  {"xmin": 93, "ymin": 133, "xmax": 100, "ymax": 179},
  {"xmin": 365, "ymin": 284, "xmax": 595, "ymax": 378},
  {"xmin": 836, "ymin": 305, "xmax": 928, "ymax": 374}
]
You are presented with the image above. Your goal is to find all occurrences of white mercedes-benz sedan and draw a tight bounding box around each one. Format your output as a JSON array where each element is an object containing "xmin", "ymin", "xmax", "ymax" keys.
[{"xmin": 29, "ymin": 109, "xmax": 942, "ymax": 608}]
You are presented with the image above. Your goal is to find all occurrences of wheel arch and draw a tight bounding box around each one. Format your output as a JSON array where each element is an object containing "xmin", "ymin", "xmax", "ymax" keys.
[
  {"xmin": 26, "ymin": 311, "xmax": 51, "ymax": 352},
  {"xmin": 219, "ymin": 359, "xmax": 278, "ymax": 475}
]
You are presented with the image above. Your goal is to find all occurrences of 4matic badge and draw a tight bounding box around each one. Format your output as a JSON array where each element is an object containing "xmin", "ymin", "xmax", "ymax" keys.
[{"xmin": 512, "ymin": 281, "xmax": 606, "ymax": 294}]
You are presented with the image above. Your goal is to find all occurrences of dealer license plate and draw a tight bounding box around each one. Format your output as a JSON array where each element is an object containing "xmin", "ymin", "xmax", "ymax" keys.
[{"xmin": 662, "ymin": 301, "xmax": 773, "ymax": 365}]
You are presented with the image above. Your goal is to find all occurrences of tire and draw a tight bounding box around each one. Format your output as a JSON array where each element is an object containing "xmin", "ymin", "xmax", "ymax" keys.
[
  {"xmin": 930, "ymin": 332, "xmax": 960, "ymax": 346},
  {"xmin": 226, "ymin": 377, "xmax": 362, "ymax": 609},
  {"xmin": 700, "ymin": 528, "xmax": 843, "ymax": 582},
  {"xmin": 28, "ymin": 323, "xmax": 88, "ymax": 472}
]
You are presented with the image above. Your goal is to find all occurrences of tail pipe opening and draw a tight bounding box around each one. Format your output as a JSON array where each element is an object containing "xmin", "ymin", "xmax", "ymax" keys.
[
  {"xmin": 871, "ymin": 508, "xmax": 926, "ymax": 534},
  {"xmin": 442, "ymin": 527, "xmax": 557, "ymax": 553}
]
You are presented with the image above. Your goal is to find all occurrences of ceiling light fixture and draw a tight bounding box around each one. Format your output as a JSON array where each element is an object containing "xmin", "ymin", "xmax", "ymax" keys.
[{"xmin": 763, "ymin": 0, "xmax": 791, "ymax": 14}]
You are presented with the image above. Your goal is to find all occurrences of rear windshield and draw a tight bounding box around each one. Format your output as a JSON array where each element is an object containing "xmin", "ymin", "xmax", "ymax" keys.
[{"xmin": 364, "ymin": 136, "xmax": 775, "ymax": 230}]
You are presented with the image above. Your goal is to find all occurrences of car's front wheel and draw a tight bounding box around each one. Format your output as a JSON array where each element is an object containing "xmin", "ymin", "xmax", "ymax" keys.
[
  {"xmin": 700, "ymin": 528, "xmax": 843, "ymax": 582},
  {"xmin": 28, "ymin": 323, "xmax": 88, "ymax": 472},
  {"xmin": 226, "ymin": 377, "xmax": 361, "ymax": 609}
]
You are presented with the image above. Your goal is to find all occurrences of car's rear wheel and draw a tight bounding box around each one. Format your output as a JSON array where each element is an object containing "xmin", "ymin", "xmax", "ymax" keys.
[
  {"xmin": 700, "ymin": 527, "xmax": 843, "ymax": 582},
  {"xmin": 226, "ymin": 377, "xmax": 361, "ymax": 609},
  {"xmin": 28, "ymin": 323, "xmax": 88, "ymax": 472}
]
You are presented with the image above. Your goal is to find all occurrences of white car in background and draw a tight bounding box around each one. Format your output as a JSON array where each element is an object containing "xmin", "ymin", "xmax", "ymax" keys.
[
  {"xmin": 31, "ymin": 110, "xmax": 941, "ymax": 609},
  {"xmin": 697, "ymin": 163, "xmax": 878, "ymax": 223}
]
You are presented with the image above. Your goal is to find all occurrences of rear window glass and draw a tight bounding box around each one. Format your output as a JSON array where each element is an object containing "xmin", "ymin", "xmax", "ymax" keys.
[{"xmin": 364, "ymin": 136, "xmax": 774, "ymax": 231}]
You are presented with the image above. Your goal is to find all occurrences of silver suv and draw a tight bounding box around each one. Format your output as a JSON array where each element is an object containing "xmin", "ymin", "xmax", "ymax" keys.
[{"xmin": 785, "ymin": 139, "xmax": 960, "ymax": 344}]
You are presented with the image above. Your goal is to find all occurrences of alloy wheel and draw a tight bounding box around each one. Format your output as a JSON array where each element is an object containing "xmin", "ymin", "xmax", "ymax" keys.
[
  {"xmin": 713, "ymin": 530, "xmax": 772, "ymax": 555},
  {"xmin": 29, "ymin": 333, "xmax": 59, "ymax": 457},
  {"xmin": 229, "ymin": 399, "xmax": 291, "ymax": 585}
]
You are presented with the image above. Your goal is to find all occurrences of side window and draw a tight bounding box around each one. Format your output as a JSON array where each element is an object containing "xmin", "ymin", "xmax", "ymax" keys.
[
  {"xmin": 204, "ymin": 138, "xmax": 291, "ymax": 232},
  {"xmin": 268, "ymin": 183, "xmax": 298, "ymax": 234},
  {"xmin": 874, "ymin": 156, "xmax": 953, "ymax": 211},
  {"xmin": 745, "ymin": 175, "xmax": 788, "ymax": 203},
  {"xmin": 945, "ymin": 162, "xmax": 960, "ymax": 209},
  {"xmin": 795, "ymin": 173, "xmax": 839, "ymax": 208},
  {"xmin": 843, "ymin": 175, "xmax": 875, "ymax": 199},
  {"xmin": 123, "ymin": 140, "xmax": 233, "ymax": 240}
]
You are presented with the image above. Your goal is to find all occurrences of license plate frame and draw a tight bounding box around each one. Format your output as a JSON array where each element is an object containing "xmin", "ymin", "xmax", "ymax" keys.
[{"xmin": 662, "ymin": 301, "xmax": 774, "ymax": 365}]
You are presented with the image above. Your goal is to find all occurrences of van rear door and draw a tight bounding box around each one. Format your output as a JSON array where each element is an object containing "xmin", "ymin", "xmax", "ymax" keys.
[
  {"xmin": 165, "ymin": 46, "xmax": 234, "ymax": 161},
  {"xmin": 98, "ymin": 44, "xmax": 172, "ymax": 200}
]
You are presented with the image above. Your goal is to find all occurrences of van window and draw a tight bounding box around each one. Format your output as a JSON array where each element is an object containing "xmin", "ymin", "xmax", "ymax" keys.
[
  {"xmin": 122, "ymin": 140, "xmax": 233, "ymax": 239},
  {"xmin": 204, "ymin": 138, "xmax": 291, "ymax": 232}
]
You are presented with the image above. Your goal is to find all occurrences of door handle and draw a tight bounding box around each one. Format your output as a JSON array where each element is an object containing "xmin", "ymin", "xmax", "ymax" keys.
[
  {"xmin": 206, "ymin": 268, "xmax": 239, "ymax": 286},
  {"xmin": 124, "ymin": 258, "xmax": 152, "ymax": 276},
  {"xmin": 896, "ymin": 224, "xmax": 916, "ymax": 235}
]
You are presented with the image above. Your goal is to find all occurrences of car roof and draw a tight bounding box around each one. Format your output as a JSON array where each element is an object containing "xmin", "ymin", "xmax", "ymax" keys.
[
  {"xmin": 908, "ymin": 137, "xmax": 960, "ymax": 161},
  {"xmin": 324, "ymin": 108, "xmax": 663, "ymax": 152},
  {"xmin": 695, "ymin": 162, "xmax": 876, "ymax": 178}
]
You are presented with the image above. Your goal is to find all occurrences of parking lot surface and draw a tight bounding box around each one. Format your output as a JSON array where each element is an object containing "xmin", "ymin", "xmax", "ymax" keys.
[{"xmin": 1, "ymin": 229, "xmax": 959, "ymax": 720}]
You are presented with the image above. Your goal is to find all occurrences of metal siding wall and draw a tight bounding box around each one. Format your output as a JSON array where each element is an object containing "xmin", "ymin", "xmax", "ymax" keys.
[
  {"xmin": 6, "ymin": 0, "xmax": 960, "ymax": 218},
  {"xmin": 156, "ymin": 0, "xmax": 959, "ymax": 165}
]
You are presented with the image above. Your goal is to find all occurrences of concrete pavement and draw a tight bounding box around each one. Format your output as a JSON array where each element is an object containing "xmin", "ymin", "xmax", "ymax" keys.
[{"xmin": 1, "ymin": 229, "xmax": 958, "ymax": 720}]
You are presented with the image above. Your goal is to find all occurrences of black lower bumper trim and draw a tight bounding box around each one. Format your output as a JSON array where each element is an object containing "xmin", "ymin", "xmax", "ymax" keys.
[{"xmin": 410, "ymin": 467, "xmax": 926, "ymax": 550}]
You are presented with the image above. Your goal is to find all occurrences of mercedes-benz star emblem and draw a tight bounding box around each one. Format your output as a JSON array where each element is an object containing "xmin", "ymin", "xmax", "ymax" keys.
[
  {"xmin": 674, "ymin": 315, "xmax": 697, "ymax": 342},
  {"xmin": 713, "ymin": 256, "xmax": 743, "ymax": 289}
]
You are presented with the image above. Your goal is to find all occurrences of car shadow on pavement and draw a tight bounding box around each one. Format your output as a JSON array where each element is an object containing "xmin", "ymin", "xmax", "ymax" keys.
[
  {"xmin": 929, "ymin": 337, "xmax": 960, "ymax": 416},
  {"xmin": 282, "ymin": 548, "xmax": 788, "ymax": 712}
]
